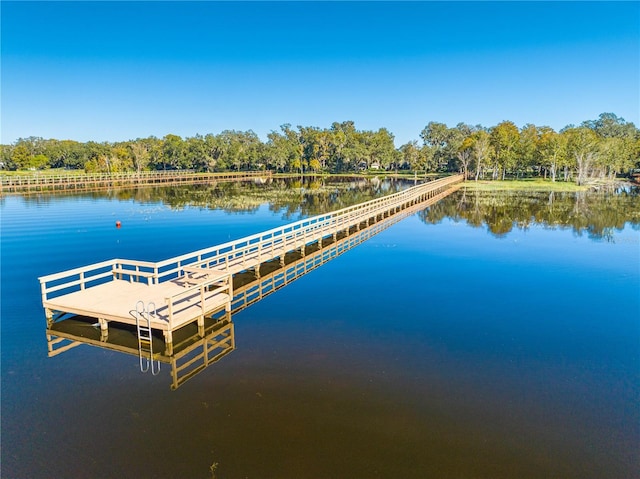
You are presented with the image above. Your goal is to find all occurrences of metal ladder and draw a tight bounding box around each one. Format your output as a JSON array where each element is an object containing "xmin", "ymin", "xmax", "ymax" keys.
[{"xmin": 135, "ymin": 301, "xmax": 160, "ymax": 376}]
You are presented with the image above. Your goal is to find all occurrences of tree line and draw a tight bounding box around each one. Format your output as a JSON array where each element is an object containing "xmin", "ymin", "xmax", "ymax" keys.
[{"xmin": 2, "ymin": 113, "xmax": 638, "ymax": 184}]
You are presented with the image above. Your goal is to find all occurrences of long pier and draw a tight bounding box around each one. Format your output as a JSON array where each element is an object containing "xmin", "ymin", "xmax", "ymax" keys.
[
  {"xmin": 0, "ymin": 170, "xmax": 271, "ymax": 194},
  {"xmin": 39, "ymin": 174, "xmax": 464, "ymax": 360},
  {"xmin": 44, "ymin": 175, "xmax": 462, "ymax": 389}
]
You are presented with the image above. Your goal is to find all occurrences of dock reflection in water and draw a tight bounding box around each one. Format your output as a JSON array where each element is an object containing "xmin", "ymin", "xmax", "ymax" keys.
[{"xmin": 45, "ymin": 186, "xmax": 457, "ymax": 388}]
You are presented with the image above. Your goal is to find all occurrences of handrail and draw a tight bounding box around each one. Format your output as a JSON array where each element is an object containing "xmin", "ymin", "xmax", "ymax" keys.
[
  {"xmin": 1, "ymin": 170, "xmax": 272, "ymax": 194},
  {"xmin": 1, "ymin": 170, "xmax": 268, "ymax": 186},
  {"xmin": 163, "ymin": 272, "xmax": 233, "ymax": 330},
  {"xmin": 39, "ymin": 174, "xmax": 463, "ymax": 301},
  {"xmin": 154, "ymin": 175, "xmax": 461, "ymax": 268}
]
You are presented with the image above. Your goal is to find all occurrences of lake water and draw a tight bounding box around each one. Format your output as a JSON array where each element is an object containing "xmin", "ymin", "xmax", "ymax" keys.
[{"xmin": 1, "ymin": 179, "xmax": 639, "ymax": 478}]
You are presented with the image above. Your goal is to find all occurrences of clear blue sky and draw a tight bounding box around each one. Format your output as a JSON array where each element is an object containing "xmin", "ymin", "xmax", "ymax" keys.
[{"xmin": 2, "ymin": 1, "xmax": 638, "ymax": 146}]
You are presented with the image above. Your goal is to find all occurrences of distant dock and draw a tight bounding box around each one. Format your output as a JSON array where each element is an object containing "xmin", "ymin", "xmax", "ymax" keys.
[{"xmin": 0, "ymin": 170, "xmax": 271, "ymax": 194}]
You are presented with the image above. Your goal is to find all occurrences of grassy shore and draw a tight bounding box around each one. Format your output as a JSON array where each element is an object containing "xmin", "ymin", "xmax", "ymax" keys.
[
  {"xmin": 0, "ymin": 168, "xmax": 83, "ymax": 177},
  {"xmin": 461, "ymin": 178, "xmax": 590, "ymax": 192}
]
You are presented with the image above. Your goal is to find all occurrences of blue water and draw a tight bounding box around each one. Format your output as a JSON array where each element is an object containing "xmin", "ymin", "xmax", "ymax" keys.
[{"xmin": 1, "ymin": 188, "xmax": 639, "ymax": 478}]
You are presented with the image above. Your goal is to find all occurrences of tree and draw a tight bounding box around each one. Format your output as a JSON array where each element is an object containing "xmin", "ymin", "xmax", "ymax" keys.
[
  {"xmin": 584, "ymin": 112, "xmax": 637, "ymax": 139},
  {"xmin": 0, "ymin": 145, "xmax": 13, "ymax": 169},
  {"xmin": 10, "ymin": 144, "xmax": 31, "ymax": 169},
  {"xmin": 162, "ymin": 134, "xmax": 186, "ymax": 170},
  {"xmin": 44, "ymin": 139, "xmax": 84, "ymax": 169},
  {"xmin": 538, "ymin": 127, "xmax": 567, "ymax": 182},
  {"xmin": 598, "ymin": 137, "xmax": 635, "ymax": 179},
  {"xmin": 399, "ymin": 141, "xmax": 422, "ymax": 171},
  {"xmin": 2, "ymin": 112, "xmax": 636, "ymax": 177},
  {"xmin": 457, "ymin": 136, "xmax": 474, "ymax": 179},
  {"xmin": 184, "ymin": 135, "xmax": 210, "ymax": 171},
  {"xmin": 471, "ymin": 130, "xmax": 492, "ymax": 181},
  {"xmin": 490, "ymin": 121, "xmax": 519, "ymax": 180},
  {"xmin": 202, "ymin": 134, "xmax": 223, "ymax": 171},
  {"xmin": 447, "ymin": 123, "xmax": 476, "ymax": 177},
  {"xmin": 267, "ymin": 125, "xmax": 301, "ymax": 172},
  {"xmin": 583, "ymin": 113, "xmax": 639, "ymax": 179},
  {"xmin": 366, "ymin": 128, "xmax": 396, "ymax": 170},
  {"xmin": 563, "ymin": 126, "xmax": 599, "ymax": 185},
  {"xmin": 517, "ymin": 124, "xmax": 540, "ymax": 177},
  {"xmin": 420, "ymin": 122, "xmax": 454, "ymax": 171},
  {"xmin": 129, "ymin": 140, "xmax": 151, "ymax": 174},
  {"xmin": 29, "ymin": 154, "xmax": 50, "ymax": 170}
]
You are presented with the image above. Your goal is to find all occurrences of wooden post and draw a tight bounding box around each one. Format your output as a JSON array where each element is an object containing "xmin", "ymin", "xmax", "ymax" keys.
[
  {"xmin": 164, "ymin": 330, "xmax": 174, "ymax": 356},
  {"xmin": 44, "ymin": 308, "xmax": 54, "ymax": 327},
  {"xmin": 226, "ymin": 275, "xmax": 233, "ymax": 312},
  {"xmin": 98, "ymin": 317, "xmax": 108, "ymax": 342}
]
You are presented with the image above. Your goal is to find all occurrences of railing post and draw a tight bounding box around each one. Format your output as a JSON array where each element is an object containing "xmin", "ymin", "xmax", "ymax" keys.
[
  {"xmin": 167, "ymin": 300, "xmax": 174, "ymax": 330},
  {"xmin": 200, "ymin": 283, "xmax": 205, "ymax": 320},
  {"xmin": 40, "ymin": 280, "xmax": 49, "ymax": 306}
]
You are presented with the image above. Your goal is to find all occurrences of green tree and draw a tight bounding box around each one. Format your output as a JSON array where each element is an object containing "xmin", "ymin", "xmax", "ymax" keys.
[
  {"xmin": 584, "ymin": 112, "xmax": 637, "ymax": 139},
  {"xmin": 598, "ymin": 137, "xmax": 635, "ymax": 179},
  {"xmin": 44, "ymin": 139, "xmax": 84, "ymax": 169},
  {"xmin": 471, "ymin": 130, "xmax": 493, "ymax": 181},
  {"xmin": 162, "ymin": 134, "xmax": 186, "ymax": 170},
  {"xmin": 267, "ymin": 125, "xmax": 301, "ymax": 172},
  {"xmin": 399, "ymin": 141, "xmax": 422, "ymax": 171},
  {"xmin": 490, "ymin": 121, "xmax": 519, "ymax": 180},
  {"xmin": 129, "ymin": 140, "xmax": 151, "ymax": 173},
  {"xmin": 517, "ymin": 124, "xmax": 540, "ymax": 177},
  {"xmin": 366, "ymin": 128, "xmax": 396, "ymax": 170},
  {"xmin": 538, "ymin": 127, "xmax": 567, "ymax": 181},
  {"xmin": 563, "ymin": 126, "xmax": 599, "ymax": 185},
  {"xmin": 448, "ymin": 123, "xmax": 476, "ymax": 177},
  {"xmin": 29, "ymin": 154, "xmax": 50, "ymax": 170},
  {"xmin": 420, "ymin": 122, "xmax": 452, "ymax": 171},
  {"xmin": 10, "ymin": 144, "xmax": 31, "ymax": 169}
]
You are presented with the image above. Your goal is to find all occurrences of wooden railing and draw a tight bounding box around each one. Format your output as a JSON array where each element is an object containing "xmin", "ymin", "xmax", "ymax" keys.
[
  {"xmin": 162, "ymin": 272, "xmax": 233, "ymax": 330},
  {"xmin": 1, "ymin": 170, "xmax": 271, "ymax": 194},
  {"xmin": 39, "ymin": 174, "xmax": 463, "ymax": 302}
]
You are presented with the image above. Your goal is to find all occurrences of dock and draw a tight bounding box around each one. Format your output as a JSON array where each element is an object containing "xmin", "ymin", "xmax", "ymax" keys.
[
  {"xmin": 39, "ymin": 174, "xmax": 464, "ymax": 371},
  {"xmin": 1, "ymin": 170, "xmax": 271, "ymax": 194},
  {"xmin": 44, "ymin": 175, "xmax": 462, "ymax": 388}
]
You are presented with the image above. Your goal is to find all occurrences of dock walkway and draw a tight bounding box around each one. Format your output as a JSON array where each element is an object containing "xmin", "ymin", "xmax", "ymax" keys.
[
  {"xmin": 1, "ymin": 170, "xmax": 271, "ymax": 194},
  {"xmin": 39, "ymin": 174, "xmax": 464, "ymax": 350}
]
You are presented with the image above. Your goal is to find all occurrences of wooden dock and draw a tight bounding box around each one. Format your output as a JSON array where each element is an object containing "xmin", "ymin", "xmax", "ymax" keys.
[
  {"xmin": 0, "ymin": 170, "xmax": 271, "ymax": 194},
  {"xmin": 39, "ymin": 174, "xmax": 464, "ymax": 355},
  {"xmin": 44, "ymin": 176, "xmax": 462, "ymax": 388}
]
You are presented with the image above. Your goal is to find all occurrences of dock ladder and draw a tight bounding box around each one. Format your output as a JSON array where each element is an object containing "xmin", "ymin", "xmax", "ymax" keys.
[{"xmin": 135, "ymin": 301, "xmax": 160, "ymax": 375}]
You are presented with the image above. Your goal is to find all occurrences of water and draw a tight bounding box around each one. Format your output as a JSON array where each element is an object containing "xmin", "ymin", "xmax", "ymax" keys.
[{"xmin": 1, "ymin": 182, "xmax": 639, "ymax": 478}]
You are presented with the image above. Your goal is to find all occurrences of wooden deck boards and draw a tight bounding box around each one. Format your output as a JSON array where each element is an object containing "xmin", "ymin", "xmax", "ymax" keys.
[{"xmin": 44, "ymin": 279, "xmax": 231, "ymax": 331}]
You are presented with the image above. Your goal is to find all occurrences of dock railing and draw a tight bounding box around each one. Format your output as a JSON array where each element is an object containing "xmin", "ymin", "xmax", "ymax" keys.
[
  {"xmin": 2, "ymin": 170, "xmax": 271, "ymax": 194},
  {"xmin": 162, "ymin": 272, "xmax": 233, "ymax": 330},
  {"xmin": 39, "ymin": 174, "xmax": 463, "ymax": 304}
]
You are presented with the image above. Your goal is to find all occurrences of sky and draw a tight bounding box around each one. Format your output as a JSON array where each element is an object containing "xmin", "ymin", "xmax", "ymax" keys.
[{"xmin": 2, "ymin": 1, "xmax": 639, "ymax": 146}]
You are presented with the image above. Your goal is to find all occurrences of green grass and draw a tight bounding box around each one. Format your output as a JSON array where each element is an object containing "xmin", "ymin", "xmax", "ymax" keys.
[{"xmin": 462, "ymin": 178, "xmax": 589, "ymax": 192}]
